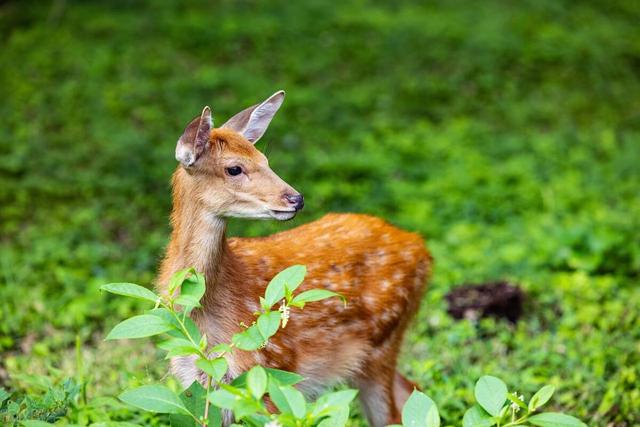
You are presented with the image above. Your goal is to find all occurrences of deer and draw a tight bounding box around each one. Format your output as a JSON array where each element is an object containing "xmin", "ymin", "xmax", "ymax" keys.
[{"xmin": 157, "ymin": 90, "xmax": 432, "ymax": 427}]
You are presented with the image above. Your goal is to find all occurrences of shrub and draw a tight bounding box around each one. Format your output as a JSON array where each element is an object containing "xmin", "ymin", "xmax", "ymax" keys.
[{"xmin": 86, "ymin": 266, "xmax": 585, "ymax": 427}]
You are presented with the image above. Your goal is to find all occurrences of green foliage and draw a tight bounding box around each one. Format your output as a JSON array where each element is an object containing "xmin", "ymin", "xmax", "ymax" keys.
[
  {"xmin": 101, "ymin": 266, "xmax": 348, "ymax": 426},
  {"xmin": 458, "ymin": 376, "xmax": 586, "ymax": 427},
  {"xmin": 1, "ymin": 0, "xmax": 639, "ymax": 425},
  {"xmin": 105, "ymin": 315, "xmax": 174, "ymax": 340},
  {"xmin": 463, "ymin": 406, "xmax": 494, "ymax": 427},
  {"xmin": 528, "ymin": 413, "xmax": 585, "ymax": 427},
  {"xmin": 291, "ymin": 290, "xmax": 346, "ymax": 309},
  {"xmin": 0, "ymin": 378, "xmax": 79, "ymax": 424},
  {"xmin": 119, "ymin": 385, "xmax": 191, "ymax": 416},
  {"xmin": 100, "ymin": 283, "xmax": 160, "ymax": 303},
  {"xmin": 401, "ymin": 391, "xmax": 439, "ymax": 427},
  {"xmin": 170, "ymin": 382, "xmax": 222, "ymax": 427},
  {"xmin": 93, "ymin": 268, "xmax": 585, "ymax": 427},
  {"xmin": 474, "ymin": 376, "xmax": 507, "ymax": 417},
  {"xmin": 263, "ymin": 264, "xmax": 306, "ymax": 309},
  {"xmin": 529, "ymin": 386, "xmax": 555, "ymax": 413}
]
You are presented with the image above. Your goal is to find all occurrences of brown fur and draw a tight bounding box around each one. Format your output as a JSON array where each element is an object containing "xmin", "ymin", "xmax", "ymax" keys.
[{"xmin": 158, "ymin": 102, "xmax": 432, "ymax": 427}]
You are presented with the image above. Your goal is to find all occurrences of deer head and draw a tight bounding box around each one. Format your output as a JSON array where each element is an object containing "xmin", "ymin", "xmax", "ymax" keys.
[{"xmin": 174, "ymin": 91, "xmax": 303, "ymax": 220}]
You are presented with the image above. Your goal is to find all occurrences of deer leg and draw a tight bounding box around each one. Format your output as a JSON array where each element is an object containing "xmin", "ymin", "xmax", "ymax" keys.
[
  {"xmin": 355, "ymin": 374, "xmax": 398, "ymax": 427},
  {"xmin": 352, "ymin": 344, "xmax": 403, "ymax": 427},
  {"xmin": 393, "ymin": 371, "xmax": 419, "ymax": 416}
]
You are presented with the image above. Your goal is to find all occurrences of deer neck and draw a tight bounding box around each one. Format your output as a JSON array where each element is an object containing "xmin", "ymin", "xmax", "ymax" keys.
[{"xmin": 159, "ymin": 169, "xmax": 230, "ymax": 294}]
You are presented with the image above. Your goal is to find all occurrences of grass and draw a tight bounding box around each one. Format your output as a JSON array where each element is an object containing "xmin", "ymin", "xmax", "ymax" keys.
[{"xmin": 1, "ymin": 0, "xmax": 639, "ymax": 425}]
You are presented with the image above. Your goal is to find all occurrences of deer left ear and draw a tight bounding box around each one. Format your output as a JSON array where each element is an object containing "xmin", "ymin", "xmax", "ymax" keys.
[
  {"xmin": 222, "ymin": 90, "xmax": 285, "ymax": 144},
  {"xmin": 176, "ymin": 106, "xmax": 213, "ymax": 167}
]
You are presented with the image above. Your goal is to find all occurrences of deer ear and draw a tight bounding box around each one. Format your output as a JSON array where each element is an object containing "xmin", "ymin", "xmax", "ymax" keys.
[
  {"xmin": 221, "ymin": 90, "xmax": 285, "ymax": 144},
  {"xmin": 176, "ymin": 106, "xmax": 213, "ymax": 167}
]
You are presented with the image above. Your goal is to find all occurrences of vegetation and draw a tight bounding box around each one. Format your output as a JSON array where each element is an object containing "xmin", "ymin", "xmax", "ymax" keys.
[
  {"xmin": 1, "ymin": 0, "xmax": 639, "ymax": 425},
  {"xmin": 21, "ymin": 266, "xmax": 583, "ymax": 427}
]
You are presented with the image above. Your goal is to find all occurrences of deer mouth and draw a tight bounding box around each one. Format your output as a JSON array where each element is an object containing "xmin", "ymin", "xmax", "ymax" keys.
[{"xmin": 269, "ymin": 209, "xmax": 297, "ymax": 221}]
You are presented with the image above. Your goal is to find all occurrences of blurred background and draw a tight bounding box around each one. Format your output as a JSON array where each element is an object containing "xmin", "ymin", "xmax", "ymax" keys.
[{"xmin": 1, "ymin": 0, "xmax": 639, "ymax": 425}]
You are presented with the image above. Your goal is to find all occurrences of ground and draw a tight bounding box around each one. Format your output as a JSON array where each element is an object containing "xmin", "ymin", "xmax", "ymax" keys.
[{"xmin": 1, "ymin": 0, "xmax": 639, "ymax": 425}]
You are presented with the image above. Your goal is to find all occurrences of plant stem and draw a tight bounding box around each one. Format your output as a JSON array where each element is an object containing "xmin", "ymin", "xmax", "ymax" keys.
[
  {"xmin": 203, "ymin": 374, "xmax": 213, "ymax": 426},
  {"xmin": 502, "ymin": 415, "xmax": 529, "ymax": 427},
  {"xmin": 164, "ymin": 301, "xmax": 207, "ymax": 359}
]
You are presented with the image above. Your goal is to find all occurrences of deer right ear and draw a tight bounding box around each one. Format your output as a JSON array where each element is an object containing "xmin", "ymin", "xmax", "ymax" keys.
[{"xmin": 176, "ymin": 106, "xmax": 213, "ymax": 167}]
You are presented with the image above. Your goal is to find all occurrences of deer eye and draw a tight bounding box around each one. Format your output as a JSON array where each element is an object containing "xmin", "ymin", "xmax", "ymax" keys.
[{"xmin": 225, "ymin": 166, "xmax": 243, "ymax": 176}]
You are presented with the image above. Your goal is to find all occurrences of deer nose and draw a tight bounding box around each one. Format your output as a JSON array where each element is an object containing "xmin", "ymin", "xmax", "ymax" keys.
[{"xmin": 284, "ymin": 193, "xmax": 304, "ymax": 211}]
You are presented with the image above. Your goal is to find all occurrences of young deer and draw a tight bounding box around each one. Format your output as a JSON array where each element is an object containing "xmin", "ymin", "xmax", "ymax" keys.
[{"xmin": 157, "ymin": 91, "xmax": 432, "ymax": 427}]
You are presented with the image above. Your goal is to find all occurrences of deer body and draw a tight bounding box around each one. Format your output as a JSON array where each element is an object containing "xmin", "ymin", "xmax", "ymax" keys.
[{"xmin": 158, "ymin": 92, "xmax": 431, "ymax": 427}]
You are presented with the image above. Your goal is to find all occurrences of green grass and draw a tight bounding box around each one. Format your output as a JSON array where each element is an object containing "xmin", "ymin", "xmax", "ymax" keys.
[{"xmin": 1, "ymin": 0, "xmax": 639, "ymax": 425}]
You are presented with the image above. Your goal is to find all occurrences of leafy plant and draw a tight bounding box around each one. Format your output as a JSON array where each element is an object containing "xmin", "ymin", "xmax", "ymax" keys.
[
  {"xmin": 0, "ymin": 379, "xmax": 79, "ymax": 425},
  {"xmin": 100, "ymin": 265, "xmax": 350, "ymax": 426},
  {"xmin": 99, "ymin": 266, "xmax": 586, "ymax": 427},
  {"xmin": 387, "ymin": 376, "xmax": 585, "ymax": 427},
  {"xmin": 462, "ymin": 376, "xmax": 585, "ymax": 427}
]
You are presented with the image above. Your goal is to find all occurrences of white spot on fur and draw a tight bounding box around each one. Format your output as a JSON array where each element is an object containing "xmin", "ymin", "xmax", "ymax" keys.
[
  {"xmin": 362, "ymin": 294, "xmax": 377, "ymax": 308},
  {"xmin": 402, "ymin": 250, "xmax": 414, "ymax": 262}
]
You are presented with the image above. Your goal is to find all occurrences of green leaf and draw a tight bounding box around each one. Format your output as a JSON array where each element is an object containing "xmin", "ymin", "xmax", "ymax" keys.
[
  {"xmin": 290, "ymin": 289, "xmax": 345, "ymax": 308},
  {"xmin": 528, "ymin": 412, "xmax": 587, "ymax": 427},
  {"xmin": 529, "ymin": 385, "xmax": 556, "ymax": 412},
  {"xmin": 285, "ymin": 286, "xmax": 293, "ymax": 303},
  {"xmin": 402, "ymin": 390, "xmax": 440, "ymax": 427},
  {"xmin": 230, "ymin": 372, "xmax": 248, "ymax": 387},
  {"xmin": 158, "ymin": 337, "xmax": 195, "ymax": 351},
  {"xmin": 266, "ymin": 368, "xmax": 305, "ymax": 386},
  {"xmin": 232, "ymin": 325, "xmax": 264, "ymax": 351},
  {"xmin": 463, "ymin": 405, "xmax": 495, "ymax": 427},
  {"xmin": 169, "ymin": 268, "xmax": 196, "ymax": 294},
  {"xmin": 159, "ymin": 311, "xmax": 202, "ymax": 345},
  {"xmin": 158, "ymin": 338, "xmax": 201, "ymax": 358},
  {"xmin": 474, "ymin": 376, "xmax": 508, "ymax": 417},
  {"xmin": 264, "ymin": 265, "xmax": 307, "ymax": 308},
  {"xmin": 311, "ymin": 389, "xmax": 358, "ymax": 419},
  {"xmin": 0, "ymin": 387, "xmax": 10, "ymax": 404},
  {"xmin": 175, "ymin": 272, "xmax": 206, "ymax": 309},
  {"xmin": 170, "ymin": 381, "xmax": 222, "ymax": 427},
  {"xmin": 317, "ymin": 404, "xmax": 350, "ymax": 427},
  {"xmin": 167, "ymin": 346, "xmax": 201, "ymax": 359},
  {"xmin": 101, "ymin": 283, "xmax": 159, "ymax": 303},
  {"xmin": 199, "ymin": 334, "xmax": 207, "ymax": 350},
  {"xmin": 182, "ymin": 316, "xmax": 203, "ymax": 344},
  {"xmin": 242, "ymin": 414, "xmax": 271, "ymax": 426},
  {"xmin": 119, "ymin": 385, "xmax": 192, "ymax": 415},
  {"xmin": 232, "ymin": 367, "xmax": 304, "ymax": 389},
  {"xmin": 247, "ymin": 365, "xmax": 268, "ymax": 400},
  {"xmin": 105, "ymin": 314, "xmax": 174, "ymax": 340},
  {"xmin": 211, "ymin": 343, "xmax": 233, "ymax": 354},
  {"xmin": 149, "ymin": 307, "xmax": 177, "ymax": 324},
  {"xmin": 268, "ymin": 383, "xmax": 306, "ymax": 419},
  {"xmin": 231, "ymin": 398, "xmax": 263, "ymax": 420},
  {"xmin": 257, "ymin": 311, "xmax": 281, "ymax": 340},
  {"xmin": 280, "ymin": 265, "xmax": 307, "ymax": 293},
  {"xmin": 209, "ymin": 388, "xmax": 240, "ymax": 410},
  {"xmin": 496, "ymin": 403, "xmax": 509, "ymax": 421},
  {"xmin": 196, "ymin": 357, "xmax": 228, "ymax": 382}
]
